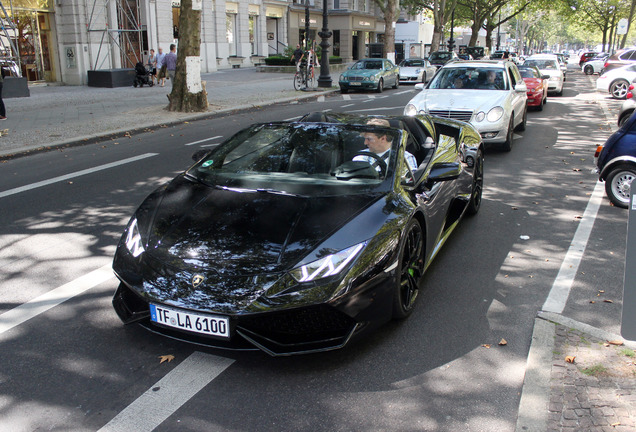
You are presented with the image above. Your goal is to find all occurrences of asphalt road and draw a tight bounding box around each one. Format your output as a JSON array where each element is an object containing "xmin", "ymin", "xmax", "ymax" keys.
[{"xmin": 0, "ymin": 67, "xmax": 629, "ymax": 431}]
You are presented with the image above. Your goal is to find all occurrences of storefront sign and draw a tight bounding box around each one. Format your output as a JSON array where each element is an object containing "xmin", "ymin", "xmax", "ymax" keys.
[{"xmin": 266, "ymin": 7, "xmax": 283, "ymax": 18}]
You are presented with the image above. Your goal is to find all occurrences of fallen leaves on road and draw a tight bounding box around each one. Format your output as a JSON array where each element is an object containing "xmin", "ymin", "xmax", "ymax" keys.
[
  {"xmin": 499, "ymin": 338, "xmax": 507, "ymax": 346},
  {"xmin": 565, "ymin": 356, "xmax": 576, "ymax": 363},
  {"xmin": 159, "ymin": 354, "xmax": 175, "ymax": 364},
  {"xmin": 607, "ymin": 340, "xmax": 625, "ymax": 346}
]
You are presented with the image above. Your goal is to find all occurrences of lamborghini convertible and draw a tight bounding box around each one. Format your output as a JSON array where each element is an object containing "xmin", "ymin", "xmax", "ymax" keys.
[{"xmin": 112, "ymin": 113, "xmax": 484, "ymax": 356}]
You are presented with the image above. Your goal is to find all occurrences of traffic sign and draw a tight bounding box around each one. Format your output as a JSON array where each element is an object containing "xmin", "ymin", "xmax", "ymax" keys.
[{"xmin": 618, "ymin": 18, "xmax": 629, "ymax": 35}]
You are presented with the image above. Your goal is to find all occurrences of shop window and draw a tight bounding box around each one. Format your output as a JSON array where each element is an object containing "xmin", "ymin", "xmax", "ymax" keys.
[{"xmin": 227, "ymin": 13, "xmax": 237, "ymax": 56}]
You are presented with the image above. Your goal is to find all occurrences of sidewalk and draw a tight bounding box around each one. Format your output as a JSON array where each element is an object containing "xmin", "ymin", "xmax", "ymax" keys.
[
  {"xmin": 0, "ymin": 67, "xmax": 336, "ymax": 158},
  {"xmin": 2, "ymin": 67, "xmax": 636, "ymax": 432}
]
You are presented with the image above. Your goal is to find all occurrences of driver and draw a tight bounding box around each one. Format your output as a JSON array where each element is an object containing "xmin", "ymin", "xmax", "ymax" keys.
[{"xmin": 354, "ymin": 118, "xmax": 417, "ymax": 171}]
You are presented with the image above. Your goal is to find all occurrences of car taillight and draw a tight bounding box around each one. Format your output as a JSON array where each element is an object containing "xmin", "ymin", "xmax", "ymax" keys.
[
  {"xmin": 628, "ymin": 92, "xmax": 633, "ymax": 99},
  {"xmin": 594, "ymin": 145, "xmax": 604, "ymax": 158},
  {"xmin": 604, "ymin": 61, "xmax": 609, "ymax": 68}
]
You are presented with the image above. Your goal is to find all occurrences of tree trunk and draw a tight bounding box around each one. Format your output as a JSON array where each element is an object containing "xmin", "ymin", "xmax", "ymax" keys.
[
  {"xmin": 383, "ymin": 0, "xmax": 399, "ymax": 62},
  {"xmin": 168, "ymin": 0, "xmax": 209, "ymax": 112}
]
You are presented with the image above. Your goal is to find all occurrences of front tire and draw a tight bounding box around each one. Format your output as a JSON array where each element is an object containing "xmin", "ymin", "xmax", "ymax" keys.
[
  {"xmin": 393, "ymin": 76, "xmax": 399, "ymax": 89},
  {"xmin": 376, "ymin": 78, "xmax": 384, "ymax": 93},
  {"xmin": 392, "ymin": 219, "xmax": 425, "ymax": 320},
  {"xmin": 605, "ymin": 164, "xmax": 636, "ymax": 208},
  {"xmin": 584, "ymin": 64, "xmax": 594, "ymax": 75},
  {"xmin": 610, "ymin": 79, "xmax": 629, "ymax": 99},
  {"xmin": 466, "ymin": 150, "xmax": 484, "ymax": 216},
  {"xmin": 500, "ymin": 117, "xmax": 514, "ymax": 152}
]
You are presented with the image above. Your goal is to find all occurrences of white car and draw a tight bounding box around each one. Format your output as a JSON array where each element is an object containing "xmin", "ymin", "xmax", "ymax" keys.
[
  {"xmin": 582, "ymin": 55, "xmax": 608, "ymax": 75},
  {"xmin": 596, "ymin": 64, "xmax": 636, "ymax": 99},
  {"xmin": 523, "ymin": 55, "xmax": 564, "ymax": 95},
  {"xmin": 404, "ymin": 60, "xmax": 527, "ymax": 152},
  {"xmin": 398, "ymin": 58, "xmax": 437, "ymax": 84}
]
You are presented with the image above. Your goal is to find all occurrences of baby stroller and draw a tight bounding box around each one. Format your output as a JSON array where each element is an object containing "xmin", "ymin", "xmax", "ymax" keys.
[{"xmin": 133, "ymin": 61, "xmax": 154, "ymax": 87}]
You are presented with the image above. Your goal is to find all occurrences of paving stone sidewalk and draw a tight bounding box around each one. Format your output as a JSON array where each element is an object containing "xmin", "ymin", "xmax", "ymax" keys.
[{"xmin": 548, "ymin": 324, "xmax": 636, "ymax": 431}]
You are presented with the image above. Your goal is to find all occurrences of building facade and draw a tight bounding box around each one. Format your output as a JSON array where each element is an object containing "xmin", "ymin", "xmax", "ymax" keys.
[{"xmin": 1, "ymin": 0, "xmax": 390, "ymax": 86}]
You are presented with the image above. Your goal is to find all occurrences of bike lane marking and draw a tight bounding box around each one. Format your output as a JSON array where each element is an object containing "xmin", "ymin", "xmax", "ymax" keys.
[
  {"xmin": 98, "ymin": 351, "xmax": 234, "ymax": 432},
  {"xmin": 185, "ymin": 136, "xmax": 223, "ymax": 146},
  {"xmin": 0, "ymin": 265, "xmax": 114, "ymax": 338},
  {"xmin": 0, "ymin": 153, "xmax": 158, "ymax": 199}
]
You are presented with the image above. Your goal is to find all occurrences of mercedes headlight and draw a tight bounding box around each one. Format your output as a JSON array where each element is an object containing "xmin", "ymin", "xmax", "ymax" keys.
[
  {"xmin": 486, "ymin": 106, "xmax": 504, "ymax": 122},
  {"xmin": 125, "ymin": 217, "xmax": 145, "ymax": 258},
  {"xmin": 289, "ymin": 242, "xmax": 367, "ymax": 283},
  {"xmin": 475, "ymin": 111, "xmax": 486, "ymax": 122},
  {"xmin": 404, "ymin": 104, "xmax": 418, "ymax": 116}
]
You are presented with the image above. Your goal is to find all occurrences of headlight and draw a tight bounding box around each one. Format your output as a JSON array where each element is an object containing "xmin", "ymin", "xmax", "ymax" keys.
[
  {"xmin": 486, "ymin": 106, "xmax": 504, "ymax": 122},
  {"xmin": 404, "ymin": 104, "xmax": 418, "ymax": 116},
  {"xmin": 289, "ymin": 242, "xmax": 367, "ymax": 283},
  {"xmin": 475, "ymin": 111, "xmax": 486, "ymax": 122},
  {"xmin": 125, "ymin": 217, "xmax": 145, "ymax": 258}
]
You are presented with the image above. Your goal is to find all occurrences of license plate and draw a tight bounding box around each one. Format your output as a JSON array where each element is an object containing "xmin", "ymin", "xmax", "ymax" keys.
[
  {"xmin": 150, "ymin": 304, "xmax": 230, "ymax": 338},
  {"xmin": 350, "ymin": 82, "xmax": 361, "ymax": 86}
]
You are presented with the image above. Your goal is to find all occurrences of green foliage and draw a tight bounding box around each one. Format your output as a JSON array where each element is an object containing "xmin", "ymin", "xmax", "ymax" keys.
[
  {"xmin": 581, "ymin": 364, "xmax": 608, "ymax": 376},
  {"xmin": 264, "ymin": 56, "xmax": 293, "ymax": 66}
]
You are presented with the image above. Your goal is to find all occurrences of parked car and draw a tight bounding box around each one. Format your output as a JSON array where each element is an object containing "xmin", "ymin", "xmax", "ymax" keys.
[
  {"xmin": 404, "ymin": 59, "xmax": 527, "ymax": 151},
  {"xmin": 556, "ymin": 54, "xmax": 568, "ymax": 80},
  {"xmin": 603, "ymin": 48, "xmax": 636, "ymax": 73},
  {"xmin": 111, "ymin": 113, "xmax": 485, "ymax": 355},
  {"xmin": 595, "ymin": 112, "xmax": 636, "ymax": 208},
  {"xmin": 617, "ymin": 83, "xmax": 636, "ymax": 127},
  {"xmin": 579, "ymin": 51, "xmax": 597, "ymax": 66},
  {"xmin": 582, "ymin": 54, "xmax": 608, "ymax": 75},
  {"xmin": 596, "ymin": 64, "xmax": 636, "ymax": 99},
  {"xmin": 523, "ymin": 55, "xmax": 564, "ymax": 95},
  {"xmin": 428, "ymin": 51, "xmax": 459, "ymax": 69},
  {"xmin": 339, "ymin": 58, "xmax": 400, "ymax": 93},
  {"xmin": 398, "ymin": 58, "xmax": 436, "ymax": 84},
  {"xmin": 465, "ymin": 46, "xmax": 485, "ymax": 60},
  {"xmin": 518, "ymin": 64, "xmax": 549, "ymax": 110}
]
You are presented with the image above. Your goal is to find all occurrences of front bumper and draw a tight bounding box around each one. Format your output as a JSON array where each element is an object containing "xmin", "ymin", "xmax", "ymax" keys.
[{"xmin": 339, "ymin": 80, "xmax": 379, "ymax": 91}]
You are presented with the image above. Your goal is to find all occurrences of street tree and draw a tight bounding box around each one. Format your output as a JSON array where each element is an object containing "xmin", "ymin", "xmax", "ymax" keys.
[
  {"xmin": 564, "ymin": 0, "xmax": 632, "ymax": 51},
  {"xmin": 167, "ymin": 0, "xmax": 209, "ymax": 112},
  {"xmin": 403, "ymin": 0, "xmax": 459, "ymax": 52},
  {"xmin": 373, "ymin": 0, "xmax": 400, "ymax": 62}
]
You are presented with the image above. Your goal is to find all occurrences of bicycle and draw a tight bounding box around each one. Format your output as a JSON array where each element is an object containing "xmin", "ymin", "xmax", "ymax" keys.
[{"xmin": 293, "ymin": 60, "xmax": 315, "ymax": 90}]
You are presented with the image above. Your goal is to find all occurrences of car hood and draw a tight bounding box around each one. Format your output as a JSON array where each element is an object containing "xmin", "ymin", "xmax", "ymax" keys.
[
  {"xmin": 523, "ymin": 78, "xmax": 543, "ymax": 89},
  {"xmin": 341, "ymin": 69, "xmax": 380, "ymax": 78},
  {"xmin": 400, "ymin": 66, "xmax": 421, "ymax": 74},
  {"xmin": 142, "ymin": 176, "xmax": 381, "ymax": 276},
  {"xmin": 409, "ymin": 89, "xmax": 509, "ymax": 112}
]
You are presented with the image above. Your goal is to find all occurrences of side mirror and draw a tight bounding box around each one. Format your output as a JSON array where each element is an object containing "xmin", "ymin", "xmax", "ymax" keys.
[
  {"xmin": 541, "ymin": 75, "xmax": 550, "ymax": 80},
  {"xmin": 414, "ymin": 83, "xmax": 425, "ymax": 91},
  {"xmin": 514, "ymin": 83, "xmax": 527, "ymax": 93},
  {"xmin": 427, "ymin": 162, "xmax": 461, "ymax": 183}
]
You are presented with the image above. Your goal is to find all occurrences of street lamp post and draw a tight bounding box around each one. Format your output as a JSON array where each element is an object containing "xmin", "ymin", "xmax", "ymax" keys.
[
  {"xmin": 317, "ymin": 0, "xmax": 332, "ymax": 87},
  {"xmin": 447, "ymin": 9, "xmax": 455, "ymax": 52}
]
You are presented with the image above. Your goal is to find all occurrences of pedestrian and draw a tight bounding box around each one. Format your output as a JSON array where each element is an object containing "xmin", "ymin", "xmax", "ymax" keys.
[
  {"xmin": 165, "ymin": 44, "xmax": 177, "ymax": 85},
  {"xmin": 147, "ymin": 48, "xmax": 157, "ymax": 84},
  {"xmin": 156, "ymin": 47, "xmax": 167, "ymax": 87},
  {"xmin": 291, "ymin": 44, "xmax": 304, "ymax": 72},
  {"xmin": 0, "ymin": 67, "xmax": 6, "ymax": 120}
]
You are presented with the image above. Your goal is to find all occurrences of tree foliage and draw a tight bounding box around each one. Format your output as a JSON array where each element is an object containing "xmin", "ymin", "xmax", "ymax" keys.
[{"xmin": 373, "ymin": 0, "xmax": 400, "ymax": 61}]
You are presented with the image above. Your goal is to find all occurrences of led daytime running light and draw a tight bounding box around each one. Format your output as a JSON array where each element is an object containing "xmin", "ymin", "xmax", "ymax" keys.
[
  {"xmin": 293, "ymin": 243, "xmax": 366, "ymax": 283},
  {"xmin": 125, "ymin": 218, "xmax": 145, "ymax": 258}
]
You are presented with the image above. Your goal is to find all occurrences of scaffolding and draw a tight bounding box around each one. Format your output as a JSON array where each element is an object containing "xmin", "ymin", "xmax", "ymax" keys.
[
  {"xmin": 0, "ymin": 0, "xmax": 22, "ymax": 76},
  {"xmin": 86, "ymin": 0, "xmax": 144, "ymax": 70}
]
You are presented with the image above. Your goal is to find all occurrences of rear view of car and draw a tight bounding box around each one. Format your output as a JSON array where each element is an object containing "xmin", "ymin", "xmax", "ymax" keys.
[
  {"xmin": 518, "ymin": 65, "xmax": 548, "ymax": 110},
  {"xmin": 595, "ymin": 115, "xmax": 636, "ymax": 207},
  {"xmin": 603, "ymin": 48, "xmax": 636, "ymax": 74}
]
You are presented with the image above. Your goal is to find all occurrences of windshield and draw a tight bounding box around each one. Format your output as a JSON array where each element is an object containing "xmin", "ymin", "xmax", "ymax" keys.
[
  {"xmin": 352, "ymin": 60, "xmax": 382, "ymax": 70},
  {"xmin": 518, "ymin": 67, "xmax": 540, "ymax": 79},
  {"xmin": 400, "ymin": 59, "xmax": 425, "ymax": 67},
  {"xmin": 187, "ymin": 123, "xmax": 403, "ymax": 196},
  {"xmin": 428, "ymin": 66, "xmax": 508, "ymax": 90},
  {"xmin": 429, "ymin": 52, "xmax": 451, "ymax": 61},
  {"xmin": 525, "ymin": 59, "xmax": 558, "ymax": 70}
]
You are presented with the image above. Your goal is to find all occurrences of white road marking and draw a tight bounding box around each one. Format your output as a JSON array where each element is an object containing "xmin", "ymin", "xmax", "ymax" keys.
[
  {"xmin": 185, "ymin": 136, "xmax": 223, "ymax": 146},
  {"xmin": 284, "ymin": 115, "xmax": 303, "ymax": 121},
  {"xmin": 0, "ymin": 265, "xmax": 114, "ymax": 337},
  {"xmin": 542, "ymin": 181, "xmax": 605, "ymax": 313},
  {"xmin": 342, "ymin": 95, "xmax": 351, "ymax": 100},
  {"xmin": 0, "ymin": 153, "xmax": 158, "ymax": 199},
  {"xmin": 341, "ymin": 104, "xmax": 354, "ymax": 108},
  {"xmin": 317, "ymin": 96, "xmax": 325, "ymax": 102},
  {"xmin": 98, "ymin": 351, "xmax": 234, "ymax": 432}
]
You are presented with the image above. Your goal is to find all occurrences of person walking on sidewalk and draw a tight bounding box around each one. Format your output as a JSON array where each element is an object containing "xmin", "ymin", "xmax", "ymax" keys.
[
  {"xmin": 156, "ymin": 47, "xmax": 167, "ymax": 87},
  {"xmin": 147, "ymin": 48, "xmax": 157, "ymax": 84},
  {"xmin": 165, "ymin": 44, "xmax": 177, "ymax": 85}
]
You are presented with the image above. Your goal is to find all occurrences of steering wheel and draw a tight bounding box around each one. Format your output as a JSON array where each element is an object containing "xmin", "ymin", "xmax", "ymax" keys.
[{"xmin": 352, "ymin": 151, "xmax": 388, "ymax": 175}]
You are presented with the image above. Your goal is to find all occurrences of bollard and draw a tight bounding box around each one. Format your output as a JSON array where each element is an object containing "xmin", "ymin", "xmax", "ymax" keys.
[{"xmin": 621, "ymin": 190, "xmax": 636, "ymax": 340}]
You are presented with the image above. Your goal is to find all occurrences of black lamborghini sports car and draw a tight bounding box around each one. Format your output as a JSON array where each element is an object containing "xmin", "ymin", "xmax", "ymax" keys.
[{"xmin": 112, "ymin": 113, "xmax": 484, "ymax": 356}]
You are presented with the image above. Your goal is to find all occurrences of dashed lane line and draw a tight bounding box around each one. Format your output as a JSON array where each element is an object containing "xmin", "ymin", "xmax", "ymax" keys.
[
  {"xmin": 185, "ymin": 136, "xmax": 223, "ymax": 146},
  {"xmin": 0, "ymin": 153, "xmax": 159, "ymax": 199},
  {"xmin": 0, "ymin": 265, "xmax": 115, "ymax": 338},
  {"xmin": 98, "ymin": 351, "xmax": 234, "ymax": 432}
]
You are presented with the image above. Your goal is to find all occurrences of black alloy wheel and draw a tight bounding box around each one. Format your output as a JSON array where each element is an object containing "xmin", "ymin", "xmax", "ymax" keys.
[
  {"xmin": 467, "ymin": 151, "xmax": 484, "ymax": 216},
  {"xmin": 392, "ymin": 219, "xmax": 425, "ymax": 319},
  {"xmin": 584, "ymin": 64, "xmax": 594, "ymax": 75}
]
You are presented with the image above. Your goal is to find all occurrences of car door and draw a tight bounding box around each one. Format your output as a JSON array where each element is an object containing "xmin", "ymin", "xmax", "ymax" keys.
[
  {"xmin": 383, "ymin": 60, "xmax": 396, "ymax": 85},
  {"xmin": 507, "ymin": 64, "xmax": 527, "ymax": 126}
]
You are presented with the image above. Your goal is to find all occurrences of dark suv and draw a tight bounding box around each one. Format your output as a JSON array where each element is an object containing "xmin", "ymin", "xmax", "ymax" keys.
[
  {"xmin": 428, "ymin": 51, "xmax": 458, "ymax": 69},
  {"xmin": 603, "ymin": 49, "xmax": 636, "ymax": 73}
]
